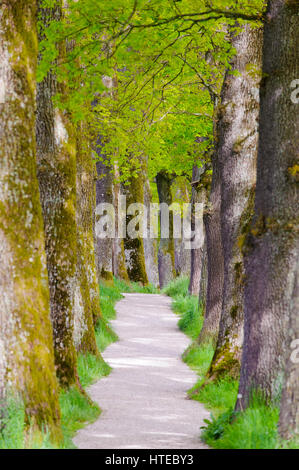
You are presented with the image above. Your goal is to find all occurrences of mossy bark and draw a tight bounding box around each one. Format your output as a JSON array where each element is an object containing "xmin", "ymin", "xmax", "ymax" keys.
[
  {"xmin": 123, "ymin": 170, "xmax": 149, "ymax": 285},
  {"xmin": 112, "ymin": 165, "xmax": 129, "ymax": 282},
  {"xmin": 189, "ymin": 166, "xmax": 208, "ymax": 296},
  {"xmin": 156, "ymin": 172, "xmax": 176, "ymax": 288},
  {"xmin": 0, "ymin": 0, "xmax": 61, "ymax": 436},
  {"xmin": 36, "ymin": 2, "xmax": 79, "ymax": 388},
  {"xmin": 172, "ymin": 177, "xmax": 191, "ymax": 278},
  {"xmin": 206, "ymin": 25, "xmax": 263, "ymax": 382},
  {"xmin": 237, "ymin": 1, "xmax": 299, "ymax": 430},
  {"xmin": 95, "ymin": 139, "xmax": 114, "ymax": 281},
  {"xmin": 143, "ymin": 175, "xmax": 159, "ymax": 287},
  {"xmin": 197, "ymin": 158, "xmax": 223, "ymax": 346},
  {"xmin": 73, "ymin": 124, "xmax": 100, "ymax": 354},
  {"xmin": 198, "ymin": 240, "xmax": 208, "ymax": 305}
]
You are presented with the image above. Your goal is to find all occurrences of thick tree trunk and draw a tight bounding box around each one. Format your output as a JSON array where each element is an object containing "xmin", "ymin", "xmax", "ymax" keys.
[
  {"xmin": 199, "ymin": 240, "xmax": 208, "ymax": 305},
  {"xmin": 73, "ymin": 125, "xmax": 100, "ymax": 354},
  {"xmin": 237, "ymin": 0, "xmax": 299, "ymax": 419},
  {"xmin": 123, "ymin": 170, "xmax": 149, "ymax": 285},
  {"xmin": 197, "ymin": 164, "xmax": 223, "ymax": 346},
  {"xmin": 156, "ymin": 172, "xmax": 176, "ymax": 288},
  {"xmin": 95, "ymin": 139, "xmax": 114, "ymax": 282},
  {"xmin": 0, "ymin": 0, "xmax": 60, "ymax": 434},
  {"xmin": 173, "ymin": 178, "xmax": 191, "ymax": 278},
  {"xmin": 207, "ymin": 25, "xmax": 263, "ymax": 381},
  {"xmin": 189, "ymin": 166, "xmax": 207, "ymax": 296},
  {"xmin": 112, "ymin": 165, "xmax": 129, "ymax": 282},
  {"xmin": 143, "ymin": 176, "xmax": 159, "ymax": 287},
  {"xmin": 36, "ymin": 2, "xmax": 79, "ymax": 388}
]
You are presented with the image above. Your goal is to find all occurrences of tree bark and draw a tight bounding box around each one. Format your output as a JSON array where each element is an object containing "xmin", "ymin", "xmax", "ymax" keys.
[
  {"xmin": 73, "ymin": 124, "xmax": 100, "ymax": 354},
  {"xmin": 199, "ymin": 240, "xmax": 208, "ymax": 305},
  {"xmin": 123, "ymin": 169, "xmax": 149, "ymax": 285},
  {"xmin": 95, "ymin": 138, "xmax": 114, "ymax": 282},
  {"xmin": 36, "ymin": 2, "xmax": 79, "ymax": 388},
  {"xmin": 197, "ymin": 163, "xmax": 222, "ymax": 346},
  {"xmin": 172, "ymin": 177, "xmax": 191, "ymax": 278},
  {"xmin": 237, "ymin": 0, "xmax": 299, "ymax": 417},
  {"xmin": 112, "ymin": 164, "xmax": 129, "ymax": 282},
  {"xmin": 143, "ymin": 176, "xmax": 159, "ymax": 287},
  {"xmin": 0, "ymin": 0, "xmax": 60, "ymax": 434},
  {"xmin": 207, "ymin": 24, "xmax": 263, "ymax": 381},
  {"xmin": 189, "ymin": 166, "xmax": 207, "ymax": 296},
  {"xmin": 156, "ymin": 172, "xmax": 176, "ymax": 288}
]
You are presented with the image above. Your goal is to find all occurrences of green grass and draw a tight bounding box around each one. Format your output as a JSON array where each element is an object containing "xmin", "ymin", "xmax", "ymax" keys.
[
  {"xmin": 114, "ymin": 277, "xmax": 159, "ymax": 294},
  {"xmin": 162, "ymin": 275, "xmax": 189, "ymax": 298},
  {"xmin": 183, "ymin": 342, "xmax": 214, "ymax": 380},
  {"xmin": 59, "ymin": 387, "xmax": 101, "ymax": 448},
  {"xmin": 77, "ymin": 352, "xmax": 111, "ymax": 388},
  {"xmin": 163, "ymin": 275, "xmax": 299, "ymax": 450},
  {"xmin": 0, "ymin": 397, "xmax": 27, "ymax": 449},
  {"xmin": 200, "ymin": 394, "xmax": 281, "ymax": 449},
  {"xmin": 193, "ymin": 378, "xmax": 239, "ymax": 416}
]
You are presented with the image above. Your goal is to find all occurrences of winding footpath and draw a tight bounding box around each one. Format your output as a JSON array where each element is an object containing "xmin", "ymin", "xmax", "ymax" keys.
[{"xmin": 74, "ymin": 293, "xmax": 210, "ymax": 449}]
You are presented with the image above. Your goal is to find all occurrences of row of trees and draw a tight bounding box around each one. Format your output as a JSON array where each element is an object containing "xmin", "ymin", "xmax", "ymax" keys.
[
  {"xmin": 0, "ymin": 0, "xmax": 298, "ymax": 442},
  {"xmin": 0, "ymin": 0, "xmax": 110, "ymax": 439}
]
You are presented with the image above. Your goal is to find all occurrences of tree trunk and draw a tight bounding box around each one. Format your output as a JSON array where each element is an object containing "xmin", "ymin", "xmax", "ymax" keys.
[
  {"xmin": 73, "ymin": 124, "xmax": 100, "ymax": 354},
  {"xmin": 36, "ymin": 2, "xmax": 79, "ymax": 388},
  {"xmin": 207, "ymin": 24, "xmax": 263, "ymax": 381},
  {"xmin": 197, "ymin": 163, "xmax": 222, "ymax": 346},
  {"xmin": 0, "ymin": 0, "xmax": 60, "ymax": 434},
  {"xmin": 95, "ymin": 138, "xmax": 114, "ymax": 282},
  {"xmin": 173, "ymin": 177, "xmax": 191, "ymax": 278},
  {"xmin": 156, "ymin": 172, "xmax": 176, "ymax": 288},
  {"xmin": 237, "ymin": 0, "xmax": 299, "ymax": 417},
  {"xmin": 112, "ymin": 164, "xmax": 129, "ymax": 282},
  {"xmin": 189, "ymin": 166, "xmax": 207, "ymax": 296},
  {"xmin": 123, "ymin": 169, "xmax": 149, "ymax": 285},
  {"xmin": 199, "ymin": 240, "xmax": 208, "ymax": 305},
  {"xmin": 143, "ymin": 176, "xmax": 159, "ymax": 287}
]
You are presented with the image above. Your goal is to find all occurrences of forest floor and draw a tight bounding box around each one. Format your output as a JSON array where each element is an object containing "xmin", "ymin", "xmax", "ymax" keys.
[{"xmin": 73, "ymin": 293, "xmax": 210, "ymax": 449}]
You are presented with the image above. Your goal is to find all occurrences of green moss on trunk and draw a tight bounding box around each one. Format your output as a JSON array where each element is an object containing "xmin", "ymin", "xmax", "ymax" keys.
[
  {"xmin": 0, "ymin": 0, "xmax": 61, "ymax": 438},
  {"xmin": 123, "ymin": 169, "xmax": 149, "ymax": 285}
]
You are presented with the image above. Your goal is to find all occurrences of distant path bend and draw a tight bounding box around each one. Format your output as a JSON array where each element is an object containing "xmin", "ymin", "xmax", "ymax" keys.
[{"xmin": 74, "ymin": 293, "xmax": 210, "ymax": 449}]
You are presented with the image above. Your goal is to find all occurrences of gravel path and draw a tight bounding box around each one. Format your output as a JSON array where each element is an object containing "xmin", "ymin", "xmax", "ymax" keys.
[{"xmin": 74, "ymin": 293, "xmax": 210, "ymax": 449}]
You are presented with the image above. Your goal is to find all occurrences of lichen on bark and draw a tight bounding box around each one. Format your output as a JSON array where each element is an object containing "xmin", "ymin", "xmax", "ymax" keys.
[
  {"xmin": 156, "ymin": 171, "xmax": 176, "ymax": 288},
  {"xmin": 73, "ymin": 123, "xmax": 101, "ymax": 354},
  {"xmin": 123, "ymin": 160, "xmax": 149, "ymax": 285},
  {"xmin": 238, "ymin": 1, "xmax": 299, "ymax": 424},
  {"xmin": 206, "ymin": 24, "xmax": 263, "ymax": 381},
  {"xmin": 0, "ymin": 0, "xmax": 61, "ymax": 437},
  {"xmin": 36, "ymin": 1, "xmax": 79, "ymax": 388}
]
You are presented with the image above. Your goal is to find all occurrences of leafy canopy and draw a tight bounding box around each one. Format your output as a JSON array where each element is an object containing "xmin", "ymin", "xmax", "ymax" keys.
[{"xmin": 38, "ymin": 0, "xmax": 265, "ymax": 180}]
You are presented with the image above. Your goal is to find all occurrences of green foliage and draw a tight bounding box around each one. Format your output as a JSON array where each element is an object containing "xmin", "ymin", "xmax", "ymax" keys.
[
  {"xmin": 38, "ymin": 0, "xmax": 266, "ymax": 182},
  {"xmin": 201, "ymin": 408, "xmax": 237, "ymax": 441}
]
